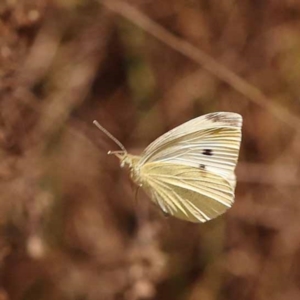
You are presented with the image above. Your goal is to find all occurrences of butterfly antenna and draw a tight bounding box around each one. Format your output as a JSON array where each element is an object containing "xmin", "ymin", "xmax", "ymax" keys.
[{"xmin": 93, "ymin": 120, "xmax": 127, "ymax": 154}]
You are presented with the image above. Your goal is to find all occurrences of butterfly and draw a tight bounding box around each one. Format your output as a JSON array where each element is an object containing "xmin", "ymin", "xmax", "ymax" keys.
[{"xmin": 93, "ymin": 112, "xmax": 242, "ymax": 223}]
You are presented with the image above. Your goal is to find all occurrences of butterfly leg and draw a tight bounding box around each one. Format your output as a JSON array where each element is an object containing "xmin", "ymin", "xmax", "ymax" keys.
[{"xmin": 134, "ymin": 186, "xmax": 140, "ymax": 206}]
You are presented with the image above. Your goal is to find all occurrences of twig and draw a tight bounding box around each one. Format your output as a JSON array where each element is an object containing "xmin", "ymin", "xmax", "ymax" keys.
[{"xmin": 101, "ymin": 0, "xmax": 300, "ymax": 130}]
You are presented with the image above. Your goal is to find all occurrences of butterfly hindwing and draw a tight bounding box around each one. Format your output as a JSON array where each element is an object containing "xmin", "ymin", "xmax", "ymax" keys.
[{"xmin": 140, "ymin": 162, "xmax": 234, "ymax": 223}]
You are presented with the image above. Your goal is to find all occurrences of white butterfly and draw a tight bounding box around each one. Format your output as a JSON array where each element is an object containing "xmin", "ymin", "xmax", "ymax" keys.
[{"xmin": 94, "ymin": 112, "xmax": 242, "ymax": 223}]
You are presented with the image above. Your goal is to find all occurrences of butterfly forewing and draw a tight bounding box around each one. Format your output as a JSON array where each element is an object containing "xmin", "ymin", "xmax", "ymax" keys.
[{"xmin": 138, "ymin": 112, "xmax": 242, "ymax": 189}]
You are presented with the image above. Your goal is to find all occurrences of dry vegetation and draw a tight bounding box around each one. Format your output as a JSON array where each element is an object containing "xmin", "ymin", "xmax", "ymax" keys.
[{"xmin": 1, "ymin": 0, "xmax": 300, "ymax": 299}]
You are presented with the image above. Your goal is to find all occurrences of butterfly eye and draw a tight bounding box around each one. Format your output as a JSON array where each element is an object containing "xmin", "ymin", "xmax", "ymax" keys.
[{"xmin": 202, "ymin": 149, "xmax": 213, "ymax": 156}]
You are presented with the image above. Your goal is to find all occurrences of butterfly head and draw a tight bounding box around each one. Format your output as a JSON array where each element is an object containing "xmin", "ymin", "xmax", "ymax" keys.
[
  {"xmin": 108, "ymin": 150, "xmax": 139, "ymax": 166},
  {"xmin": 108, "ymin": 150, "xmax": 130, "ymax": 167},
  {"xmin": 93, "ymin": 120, "xmax": 142, "ymax": 183}
]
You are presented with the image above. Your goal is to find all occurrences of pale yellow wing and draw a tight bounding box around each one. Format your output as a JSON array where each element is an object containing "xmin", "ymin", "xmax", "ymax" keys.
[{"xmin": 140, "ymin": 161, "xmax": 234, "ymax": 223}]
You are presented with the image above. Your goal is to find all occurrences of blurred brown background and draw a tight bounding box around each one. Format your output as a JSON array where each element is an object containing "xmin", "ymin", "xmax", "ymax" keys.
[{"xmin": 1, "ymin": 0, "xmax": 300, "ymax": 299}]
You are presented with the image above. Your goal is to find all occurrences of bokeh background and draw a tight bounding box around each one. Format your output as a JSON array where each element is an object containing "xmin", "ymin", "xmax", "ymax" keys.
[{"xmin": 1, "ymin": 0, "xmax": 300, "ymax": 299}]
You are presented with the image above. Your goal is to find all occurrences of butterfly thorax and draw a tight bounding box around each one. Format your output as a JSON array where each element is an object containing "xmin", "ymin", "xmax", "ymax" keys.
[{"xmin": 111, "ymin": 152, "xmax": 142, "ymax": 185}]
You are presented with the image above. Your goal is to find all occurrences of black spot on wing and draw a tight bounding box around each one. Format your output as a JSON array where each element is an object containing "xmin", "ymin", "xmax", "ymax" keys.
[
  {"xmin": 199, "ymin": 164, "xmax": 205, "ymax": 170},
  {"xmin": 202, "ymin": 149, "xmax": 213, "ymax": 156}
]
